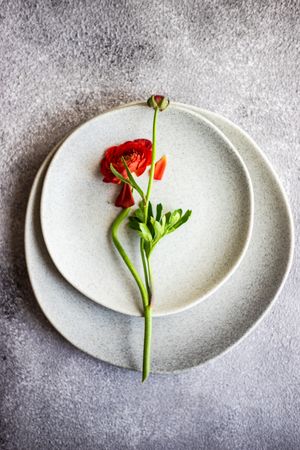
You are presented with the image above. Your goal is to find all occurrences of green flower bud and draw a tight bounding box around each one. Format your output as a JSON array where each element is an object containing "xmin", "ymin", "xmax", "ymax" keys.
[{"xmin": 147, "ymin": 95, "xmax": 170, "ymax": 111}]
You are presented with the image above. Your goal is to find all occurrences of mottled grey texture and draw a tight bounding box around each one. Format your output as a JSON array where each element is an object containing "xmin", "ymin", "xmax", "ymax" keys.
[{"xmin": 0, "ymin": 1, "xmax": 299, "ymax": 449}]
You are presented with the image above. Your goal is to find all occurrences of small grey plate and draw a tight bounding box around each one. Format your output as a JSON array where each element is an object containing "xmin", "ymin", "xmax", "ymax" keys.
[
  {"xmin": 25, "ymin": 106, "xmax": 294, "ymax": 373},
  {"xmin": 40, "ymin": 105, "xmax": 253, "ymax": 317}
]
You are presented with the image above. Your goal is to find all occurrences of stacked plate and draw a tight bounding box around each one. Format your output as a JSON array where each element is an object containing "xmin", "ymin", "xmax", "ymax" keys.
[{"xmin": 25, "ymin": 102, "xmax": 294, "ymax": 373}]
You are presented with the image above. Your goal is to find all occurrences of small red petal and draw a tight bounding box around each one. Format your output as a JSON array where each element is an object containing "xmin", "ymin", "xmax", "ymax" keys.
[
  {"xmin": 135, "ymin": 163, "xmax": 147, "ymax": 177},
  {"xmin": 115, "ymin": 183, "xmax": 135, "ymax": 208},
  {"xmin": 154, "ymin": 155, "xmax": 167, "ymax": 180},
  {"xmin": 154, "ymin": 95, "xmax": 163, "ymax": 103}
]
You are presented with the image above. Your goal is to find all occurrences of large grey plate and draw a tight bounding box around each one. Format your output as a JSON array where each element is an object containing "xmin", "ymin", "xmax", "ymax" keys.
[
  {"xmin": 25, "ymin": 105, "xmax": 294, "ymax": 373},
  {"xmin": 40, "ymin": 105, "xmax": 253, "ymax": 317}
]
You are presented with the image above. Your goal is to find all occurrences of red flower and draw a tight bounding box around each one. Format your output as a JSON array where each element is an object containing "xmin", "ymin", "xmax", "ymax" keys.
[
  {"xmin": 100, "ymin": 139, "xmax": 152, "ymax": 184},
  {"xmin": 154, "ymin": 155, "xmax": 167, "ymax": 180},
  {"xmin": 100, "ymin": 139, "xmax": 152, "ymax": 208}
]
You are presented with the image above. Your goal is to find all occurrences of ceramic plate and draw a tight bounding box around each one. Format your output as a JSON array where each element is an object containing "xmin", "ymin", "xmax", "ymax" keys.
[
  {"xmin": 25, "ymin": 105, "xmax": 293, "ymax": 373},
  {"xmin": 40, "ymin": 105, "xmax": 253, "ymax": 317}
]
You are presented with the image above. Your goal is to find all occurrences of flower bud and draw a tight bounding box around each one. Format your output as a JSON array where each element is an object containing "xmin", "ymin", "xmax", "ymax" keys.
[{"xmin": 147, "ymin": 95, "xmax": 169, "ymax": 111}]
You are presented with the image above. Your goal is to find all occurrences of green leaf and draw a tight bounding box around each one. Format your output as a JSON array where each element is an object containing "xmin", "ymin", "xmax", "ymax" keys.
[
  {"xmin": 172, "ymin": 210, "xmax": 192, "ymax": 230},
  {"xmin": 147, "ymin": 220, "xmax": 155, "ymax": 238},
  {"xmin": 169, "ymin": 211, "xmax": 181, "ymax": 228},
  {"xmin": 134, "ymin": 206, "xmax": 145, "ymax": 222},
  {"xmin": 110, "ymin": 163, "xmax": 130, "ymax": 185},
  {"xmin": 138, "ymin": 223, "xmax": 153, "ymax": 242},
  {"xmin": 128, "ymin": 216, "xmax": 141, "ymax": 231},
  {"xmin": 156, "ymin": 203, "xmax": 163, "ymax": 221},
  {"xmin": 121, "ymin": 157, "xmax": 135, "ymax": 183},
  {"xmin": 165, "ymin": 211, "xmax": 171, "ymax": 224},
  {"xmin": 148, "ymin": 202, "xmax": 153, "ymax": 220},
  {"xmin": 121, "ymin": 158, "xmax": 145, "ymax": 200},
  {"xmin": 153, "ymin": 220, "xmax": 164, "ymax": 239}
]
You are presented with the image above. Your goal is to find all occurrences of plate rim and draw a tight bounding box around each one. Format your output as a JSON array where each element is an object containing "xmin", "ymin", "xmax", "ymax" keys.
[
  {"xmin": 39, "ymin": 102, "xmax": 254, "ymax": 317},
  {"xmin": 24, "ymin": 104, "xmax": 294, "ymax": 374}
]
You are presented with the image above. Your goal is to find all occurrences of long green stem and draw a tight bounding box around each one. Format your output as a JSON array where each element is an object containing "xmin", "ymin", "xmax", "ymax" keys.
[
  {"xmin": 111, "ymin": 208, "xmax": 148, "ymax": 310},
  {"xmin": 141, "ymin": 107, "xmax": 159, "ymax": 298},
  {"xmin": 140, "ymin": 106, "xmax": 159, "ymax": 381},
  {"xmin": 112, "ymin": 208, "xmax": 152, "ymax": 382},
  {"xmin": 142, "ymin": 304, "xmax": 152, "ymax": 382},
  {"xmin": 144, "ymin": 107, "xmax": 159, "ymax": 220},
  {"xmin": 111, "ymin": 106, "xmax": 162, "ymax": 382}
]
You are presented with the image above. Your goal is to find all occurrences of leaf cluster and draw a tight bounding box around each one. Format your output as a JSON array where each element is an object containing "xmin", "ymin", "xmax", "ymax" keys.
[{"xmin": 128, "ymin": 202, "xmax": 192, "ymax": 257}]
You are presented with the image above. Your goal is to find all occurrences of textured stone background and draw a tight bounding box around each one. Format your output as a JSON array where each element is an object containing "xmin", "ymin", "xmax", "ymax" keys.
[{"xmin": 0, "ymin": 1, "xmax": 299, "ymax": 449}]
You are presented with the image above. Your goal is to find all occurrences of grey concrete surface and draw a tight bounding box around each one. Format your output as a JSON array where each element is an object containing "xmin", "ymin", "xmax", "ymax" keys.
[{"xmin": 0, "ymin": 1, "xmax": 299, "ymax": 449}]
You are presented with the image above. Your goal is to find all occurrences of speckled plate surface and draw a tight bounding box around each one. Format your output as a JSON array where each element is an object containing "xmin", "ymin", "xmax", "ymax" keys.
[
  {"xmin": 40, "ymin": 104, "xmax": 253, "ymax": 317},
  {"xmin": 25, "ymin": 105, "xmax": 294, "ymax": 373}
]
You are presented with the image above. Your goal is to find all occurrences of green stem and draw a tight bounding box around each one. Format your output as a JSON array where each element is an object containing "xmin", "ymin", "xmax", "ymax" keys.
[
  {"xmin": 113, "ymin": 108, "xmax": 159, "ymax": 382},
  {"xmin": 112, "ymin": 208, "xmax": 152, "ymax": 382},
  {"xmin": 142, "ymin": 304, "xmax": 152, "ymax": 383},
  {"xmin": 140, "ymin": 106, "xmax": 159, "ymax": 381},
  {"xmin": 146, "ymin": 256, "xmax": 154, "ymax": 305},
  {"xmin": 141, "ymin": 106, "xmax": 159, "ymax": 292},
  {"xmin": 140, "ymin": 239, "xmax": 151, "ymax": 296},
  {"xmin": 144, "ymin": 107, "xmax": 159, "ymax": 220},
  {"xmin": 111, "ymin": 208, "xmax": 148, "ymax": 310}
]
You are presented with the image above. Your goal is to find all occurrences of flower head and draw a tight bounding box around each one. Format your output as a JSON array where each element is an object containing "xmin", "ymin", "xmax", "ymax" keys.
[
  {"xmin": 100, "ymin": 139, "xmax": 152, "ymax": 184},
  {"xmin": 100, "ymin": 138, "xmax": 152, "ymax": 208}
]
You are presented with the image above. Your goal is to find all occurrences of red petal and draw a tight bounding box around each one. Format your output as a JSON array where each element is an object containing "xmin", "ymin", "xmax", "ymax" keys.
[
  {"xmin": 135, "ymin": 161, "xmax": 147, "ymax": 176},
  {"xmin": 154, "ymin": 155, "xmax": 167, "ymax": 180},
  {"xmin": 154, "ymin": 95, "xmax": 163, "ymax": 103},
  {"xmin": 115, "ymin": 183, "xmax": 135, "ymax": 208}
]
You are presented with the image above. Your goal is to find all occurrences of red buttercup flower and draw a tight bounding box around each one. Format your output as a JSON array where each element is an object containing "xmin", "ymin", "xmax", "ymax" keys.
[
  {"xmin": 100, "ymin": 139, "xmax": 152, "ymax": 184},
  {"xmin": 154, "ymin": 155, "xmax": 167, "ymax": 180},
  {"xmin": 100, "ymin": 138, "xmax": 152, "ymax": 208}
]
